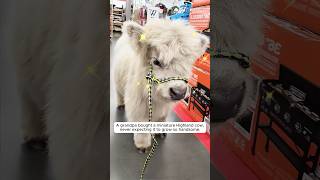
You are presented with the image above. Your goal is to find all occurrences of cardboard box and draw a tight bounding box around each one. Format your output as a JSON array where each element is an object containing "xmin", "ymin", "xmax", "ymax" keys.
[
  {"xmin": 269, "ymin": 0, "xmax": 320, "ymax": 33},
  {"xmin": 193, "ymin": 52, "xmax": 210, "ymax": 73},
  {"xmin": 189, "ymin": 5, "xmax": 210, "ymax": 31},
  {"xmin": 189, "ymin": 52, "xmax": 210, "ymax": 88},
  {"xmin": 192, "ymin": 0, "xmax": 210, "ymax": 8},
  {"xmin": 252, "ymin": 15, "xmax": 320, "ymax": 86},
  {"xmin": 178, "ymin": 52, "xmax": 210, "ymax": 122}
]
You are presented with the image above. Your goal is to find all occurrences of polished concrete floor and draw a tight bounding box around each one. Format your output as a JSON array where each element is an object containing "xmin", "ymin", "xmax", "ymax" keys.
[{"xmin": 0, "ymin": 34, "xmax": 224, "ymax": 180}]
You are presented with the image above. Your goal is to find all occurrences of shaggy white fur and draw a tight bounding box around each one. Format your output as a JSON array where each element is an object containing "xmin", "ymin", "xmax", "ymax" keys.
[
  {"xmin": 212, "ymin": 0, "xmax": 269, "ymax": 119},
  {"xmin": 113, "ymin": 19, "xmax": 209, "ymax": 149}
]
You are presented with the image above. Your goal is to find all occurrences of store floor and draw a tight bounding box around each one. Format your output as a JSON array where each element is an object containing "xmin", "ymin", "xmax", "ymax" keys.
[
  {"xmin": 109, "ymin": 35, "xmax": 223, "ymax": 180},
  {"xmin": 0, "ymin": 35, "xmax": 224, "ymax": 180}
]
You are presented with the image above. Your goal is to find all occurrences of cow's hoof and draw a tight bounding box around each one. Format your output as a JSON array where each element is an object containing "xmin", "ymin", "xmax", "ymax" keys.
[
  {"xmin": 24, "ymin": 137, "xmax": 48, "ymax": 151},
  {"xmin": 117, "ymin": 105, "xmax": 125, "ymax": 110},
  {"xmin": 156, "ymin": 133, "xmax": 167, "ymax": 139},
  {"xmin": 137, "ymin": 148, "xmax": 147, "ymax": 154}
]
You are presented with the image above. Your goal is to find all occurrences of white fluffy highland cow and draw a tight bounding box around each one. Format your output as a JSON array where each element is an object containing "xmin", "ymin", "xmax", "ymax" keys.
[
  {"xmin": 0, "ymin": 0, "xmax": 268, "ymax": 179},
  {"xmin": 113, "ymin": 20, "xmax": 209, "ymax": 151}
]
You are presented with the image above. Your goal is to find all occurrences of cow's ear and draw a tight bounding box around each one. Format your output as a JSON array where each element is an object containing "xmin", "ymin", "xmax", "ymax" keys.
[{"xmin": 122, "ymin": 21, "xmax": 145, "ymax": 48}]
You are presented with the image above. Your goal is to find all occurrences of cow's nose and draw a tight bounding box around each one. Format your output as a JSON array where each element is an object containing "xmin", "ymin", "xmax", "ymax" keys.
[{"xmin": 169, "ymin": 86, "xmax": 187, "ymax": 100}]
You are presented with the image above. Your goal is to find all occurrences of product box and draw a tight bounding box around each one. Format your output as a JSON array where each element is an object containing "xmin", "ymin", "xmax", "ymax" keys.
[
  {"xmin": 193, "ymin": 52, "xmax": 210, "ymax": 75},
  {"xmin": 175, "ymin": 52, "xmax": 210, "ymax": 123},
  {"xmin": 187, "ymin": 52, "xmax": 210, "ymax": 122},
  {"xmin": 252, "ymin": 15, "xmax": 320, "ymax": 86},
  {"xmin": 174, "ymin": 52, "xmax": 211, "ymax": 151},
  {"xmin": 189, "ymin": 5, "xmax": 210, "ymax": 31},
  {"xmin": 189, "ymin": 52, "xmax": 210, "ymax": 88},
  {"xmin": 169, "ymin": 1, "xmax": 192, "ymax": 22},
  {"xmin": 212, "ymin": 15, "xmax": 320, "ymax": 180},
  {"xmin": 192, "ymin": 0, "xmax": 210, "ymax": 8},
  {"xmin": 269, "ymin": 0, "xmax": 320, "ymax": 33}
]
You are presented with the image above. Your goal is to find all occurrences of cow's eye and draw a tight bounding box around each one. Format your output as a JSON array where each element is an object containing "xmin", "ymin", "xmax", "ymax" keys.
[{"xmin": 153, "ymin": 59, "xmax": 162, "ymax": 67}]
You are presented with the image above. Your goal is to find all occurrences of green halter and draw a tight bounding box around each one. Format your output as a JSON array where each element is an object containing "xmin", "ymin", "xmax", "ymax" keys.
[
  {"xmin": 213, "ymin": 50, "xmax": 250, "ymax": 69},
  {"xmin": 139, "ymin": 59, "xmax": 188, "ymax": 180}
]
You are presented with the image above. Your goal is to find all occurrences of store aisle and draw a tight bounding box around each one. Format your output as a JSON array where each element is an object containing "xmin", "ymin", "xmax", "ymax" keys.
[{"xmin": 109, "ymin": 37, "xmax": 222, "ymax": 180}]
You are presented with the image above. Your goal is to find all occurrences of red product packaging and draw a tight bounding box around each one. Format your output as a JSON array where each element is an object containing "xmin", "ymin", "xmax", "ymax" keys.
[
  {"xmin": 252, "ymin": 15, "xmax": 320, "ymax": 86},
  {"xmin": 193, "ymin": 52, "xmax": 210, "ymax": 73},
  {"xmin": 190, "ymin": 52, "xmax": 210, "ymax": 88},
  {"xmin": 189, "ymin": 5, "xmax": 210, "ymax": 31},
  {"xmin": 192, "ymin": 0, "xmax": 210, "ymax": 8},
  {"xmin": 176, "ymin": 52, "xmax": 210, "ymax": 122},
  {"xmin": 268, "ymin": 0, "xmax": 320, "ymax": 33}
]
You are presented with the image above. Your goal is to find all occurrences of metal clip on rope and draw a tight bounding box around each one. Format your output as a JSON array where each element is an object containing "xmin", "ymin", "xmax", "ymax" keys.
[{"xmin": 139, "ymin": 61, "xmax": 188, "ymax": 180}]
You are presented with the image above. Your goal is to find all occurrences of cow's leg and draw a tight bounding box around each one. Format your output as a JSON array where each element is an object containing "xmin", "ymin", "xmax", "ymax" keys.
[{"xmin": 20, "ymin": 92, "xmax": 47, "ymax": 150}]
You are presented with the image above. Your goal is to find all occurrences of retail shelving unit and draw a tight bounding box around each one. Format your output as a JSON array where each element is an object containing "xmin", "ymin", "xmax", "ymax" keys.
[{"xmin": 112, "ymin": 6, "xmax": 125, "ymax": 32}]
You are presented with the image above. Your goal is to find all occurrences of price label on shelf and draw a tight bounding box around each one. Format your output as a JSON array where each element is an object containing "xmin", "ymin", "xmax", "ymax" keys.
[{"xmin": 147, "ymin": 7, "xmax": 160, "ymax": 21}]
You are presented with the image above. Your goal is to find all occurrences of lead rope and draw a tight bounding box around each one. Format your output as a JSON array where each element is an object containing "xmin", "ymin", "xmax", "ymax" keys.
[
  {"xmin": 139, "ymin": 59, "xmax": 188, "ymax": 180},
  {"xmin": 213, "ymin": 50, "xmax": 250, "ymax": 69}
]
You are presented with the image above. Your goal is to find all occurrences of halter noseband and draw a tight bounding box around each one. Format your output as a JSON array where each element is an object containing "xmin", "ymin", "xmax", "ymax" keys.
[{"xmin": 213, "ymin": 50, "xmax": 250, "ymax": 69}]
